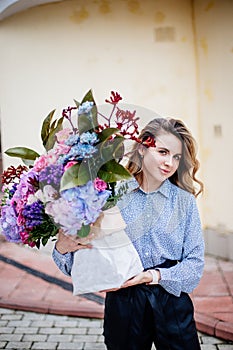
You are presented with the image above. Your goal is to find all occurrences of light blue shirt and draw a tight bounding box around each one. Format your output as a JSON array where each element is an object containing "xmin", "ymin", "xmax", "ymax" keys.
[{"xmin": 52, "ymin": 179, "xmax": 205, "ymax": 297}]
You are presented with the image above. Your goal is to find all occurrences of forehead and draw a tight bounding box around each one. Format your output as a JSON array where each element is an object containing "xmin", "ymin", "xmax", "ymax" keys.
[{"xmin": 156, "ymin": 132, "xmax": 182, "ymax": 154}]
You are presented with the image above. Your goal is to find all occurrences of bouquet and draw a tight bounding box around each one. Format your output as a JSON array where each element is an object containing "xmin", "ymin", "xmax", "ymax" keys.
[{"xmin": 0, "ymin": 90, "xmax": 144, "ymax": 293}]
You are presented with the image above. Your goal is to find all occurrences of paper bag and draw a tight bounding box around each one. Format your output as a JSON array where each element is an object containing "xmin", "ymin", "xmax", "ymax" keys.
[{"xmin": 71, "ymin": 206, "xmax": 143, "ymax": 295}]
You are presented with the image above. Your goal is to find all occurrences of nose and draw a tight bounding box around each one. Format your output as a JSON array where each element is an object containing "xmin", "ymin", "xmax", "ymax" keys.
[{"xmin": 164, "ymin": 155, "xmax": 173, "ymax": 166}]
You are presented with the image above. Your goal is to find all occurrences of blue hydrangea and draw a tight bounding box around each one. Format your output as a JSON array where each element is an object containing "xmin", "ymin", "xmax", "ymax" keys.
[
  {"xmin": 78, "ymin": 101, "xmax": 94, "ymax": 115},
  {"xmin": 60, "ymin": 181, "xmax": 111, "ymax": 229},
  {"xmin": 65, "ymin": 134, "xmax": 80, "ymax": 147},
  {"xmin": 80, "ymin": 132, "xmax": 98, "ymax": 145}
]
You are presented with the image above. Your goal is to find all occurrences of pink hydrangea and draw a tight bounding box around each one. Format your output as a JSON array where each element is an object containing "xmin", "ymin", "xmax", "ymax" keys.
[
  {"xmin": 94, "ymin": 178, "xmax": 108, "ymax": 192},
  {"xmin": 33, "ymin": 155, "xmax": 49, "ymax": 172},
  {"xmin": 54, "ymin": 143, "xmax": 70, "ymax": 156},
  {"xmin": 56, "ymin": 128, "xmax": 71, "ymax": 144}
]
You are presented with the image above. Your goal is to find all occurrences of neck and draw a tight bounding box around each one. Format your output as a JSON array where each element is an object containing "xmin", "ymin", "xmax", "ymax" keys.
[{"xmin": 140, "ymin": 178, "xmax": 164, "ymax": 193}]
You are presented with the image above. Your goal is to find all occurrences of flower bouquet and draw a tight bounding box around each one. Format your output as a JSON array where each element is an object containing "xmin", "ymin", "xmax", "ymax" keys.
[{"xmin": 0, "ymin": 90, "xmax": 143, "ymax": 294}]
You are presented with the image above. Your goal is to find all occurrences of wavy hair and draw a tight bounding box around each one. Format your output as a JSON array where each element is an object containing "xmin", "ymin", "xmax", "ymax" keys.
[{"xmin": 126, "ymin": 118, "xmax": 203, "ymax": 197}]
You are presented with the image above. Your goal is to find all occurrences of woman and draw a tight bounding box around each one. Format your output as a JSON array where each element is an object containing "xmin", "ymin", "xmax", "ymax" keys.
[{"xmin": 53, "ymin": 117, "xmax": 205, "ymax": 350}]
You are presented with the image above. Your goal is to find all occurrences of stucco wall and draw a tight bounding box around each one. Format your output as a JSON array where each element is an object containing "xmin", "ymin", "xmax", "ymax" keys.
[{"xmin": 0, "ymin": 0, "xmax": 232, "ymax": 232}]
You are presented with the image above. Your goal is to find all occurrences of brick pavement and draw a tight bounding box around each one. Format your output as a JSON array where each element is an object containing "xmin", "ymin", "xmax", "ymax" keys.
[
  {"xmin": 0, "ymin": 239, "xmax": 233, "ymax": 348},
  {"xmin": 0, "ymin": 308, "xmax": 233, "ymax": 350}
]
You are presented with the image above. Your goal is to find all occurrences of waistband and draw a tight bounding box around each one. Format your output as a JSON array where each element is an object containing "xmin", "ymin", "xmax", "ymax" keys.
[{"xmin": 144, "ymin": 259, "xmax": 178, "ymax": 270}]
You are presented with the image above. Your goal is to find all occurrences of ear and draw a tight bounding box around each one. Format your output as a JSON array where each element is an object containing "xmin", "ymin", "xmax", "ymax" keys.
[{"xmin": 138, "ymin": 145, "xmax": 145, "ymax": 157}]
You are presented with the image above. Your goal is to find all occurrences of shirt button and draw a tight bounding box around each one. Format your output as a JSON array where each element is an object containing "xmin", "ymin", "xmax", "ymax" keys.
[{"xmin": 145, "ymin": 252, "xmax": 149, "ymax": 257}]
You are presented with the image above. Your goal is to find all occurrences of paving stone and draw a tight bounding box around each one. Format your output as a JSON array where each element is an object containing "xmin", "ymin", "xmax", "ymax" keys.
[
  {"xmin": 0, "ymin": 308, "xmax": 15, "ymax": 314},
  {"xmin": 47, "ymin": 334, "xmax": 73, "ymax": 342},
  {"xmin": 57, "ymin": 343, "xmax": 84, "ymax": 349},
  {"xmin": 38, "ymin": 327, "xmax": 62, "ymax": 334},
  {"xmin": 0, "ymin": 327, "xmax": 15, "ymax": 333},
  {"xmin": 54, "ymin": 320, "xmax": 78, "ymax": 327},
  {"xmin": 78, "ymin": 320, "xmax": 103, "ymax": 328},
  {"xmin": 200, "ymin": 345, "xmax": 217, "ymax": 350},
  {"xmin": 8, "ymin": 320, "xmax": 31, "ymax": 327},
  {"xmin": 23, "ymin": 334, "xmax": 48, "ymax": 342},
  {"xmin": 32, "ymin": 342, "xmax": 58, "ymax": 349},
  {"xmin": 97, "ymin": 334, "xmax": 104, "ymax": 343},
  {"xmin": 6, "ymin": 341, "xmax": 32, "ymax": 349},
  {"xmin": 0, "ymin": 342, "xmax": 7, "ymax": 348},
  {"xmin": 84, "ymin": 343, "xmax": 107, "ymax": 349},
  {"xmin": 88, "ymin": 327, "xmax": 103, "ymax": 335},
  {"xmin": 63, "ymin": 327, "xmax": 87, "ymax": 334},
  {"xmin": 45, "ymin": 314, "xmax": 68, "ymax": 320},
  {"xmin": 31, "ymin": 320, "xmax": 54, "ymax": 327},
  {"xmin": 73, "ymin": 334, "xmax": 98, "ymax": 342},
  {"xmin": 0, "ymin": 320, "xmax": 8, "ymax": 326},
  {"xmin": 218, "ymin": 345, "xmax": 233, "ymax": 349},
  {"xmin": 1, "ymin": 314, "xmax": 23, "ymax": 320},
  {"xmin": 0, "ymin": 333, "xmax": 23, "ymax": 341},
  {"xmin": 14, "ymin": 327, "xmax": 39, "ymax": 334},
  {"xmin": 202, "ymin": 335, "xmax": 225, "ymax": 344},
  {"xmin": 22, "ymin": 312, "xmax": 45, "ymax": 320}
]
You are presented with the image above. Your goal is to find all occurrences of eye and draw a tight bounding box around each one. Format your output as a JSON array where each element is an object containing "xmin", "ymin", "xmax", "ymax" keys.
[
  {"xmin": 159, "ymin": 150, "xmax": 167, "ymax": 155},
  {"xmin": 174, "ymin": 155, "xmax": 181, "ymax": 161}
]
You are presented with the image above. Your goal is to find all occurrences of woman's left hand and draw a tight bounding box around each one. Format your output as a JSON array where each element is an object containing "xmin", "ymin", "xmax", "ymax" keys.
[{"xmin": 121, "ymin": 271, "xmax": 153, "ymax": 288}]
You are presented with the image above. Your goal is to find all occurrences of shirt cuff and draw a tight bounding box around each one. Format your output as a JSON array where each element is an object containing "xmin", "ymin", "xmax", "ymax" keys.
[{"xmin": 147, "ymin": 269, "xmax": 159, "ymax": 285}]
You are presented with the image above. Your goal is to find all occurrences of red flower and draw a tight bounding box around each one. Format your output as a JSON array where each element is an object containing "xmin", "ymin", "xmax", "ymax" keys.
[
  {"xmin": 141, "ymin": 136, "xmax": 156, "ymax": 148},
  {"xmin": 105, "ymin": 91, "xmax": 122, "ymax": 105},
  {"xmin": 1, "ymin": 165, "xmax": 28, "ymax": 185}
]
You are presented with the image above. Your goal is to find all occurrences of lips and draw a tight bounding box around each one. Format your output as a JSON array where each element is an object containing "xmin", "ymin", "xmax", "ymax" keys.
[{"xmin": 159, "ymin": 168, "xmax": 170, "ymax": 175}]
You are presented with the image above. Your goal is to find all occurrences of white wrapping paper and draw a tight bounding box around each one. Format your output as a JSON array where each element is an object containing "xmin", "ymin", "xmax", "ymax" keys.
[{"xmin": 71, "ymin": 206, "xmax": 143, "ymax": 295}]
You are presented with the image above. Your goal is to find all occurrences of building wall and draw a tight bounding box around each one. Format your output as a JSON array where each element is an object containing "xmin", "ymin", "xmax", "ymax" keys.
[{"xmin": 0, "ymin": 0, "xmax": 232, "ymax": 233}]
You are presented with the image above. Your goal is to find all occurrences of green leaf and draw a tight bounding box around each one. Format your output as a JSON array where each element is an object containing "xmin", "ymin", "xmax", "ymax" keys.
[
  {"xmin": 41, "ymin": 109, "xmax": 56, "ymax": 148},
  {"xmin": 98, "ymin": 160, "xmax": 132, "ymax": 183},
  {"xmin": 78, "ymin": 89, "xmax": 98, "ymax": 134},
  {"xmin": 77, "ymin": 224, "xmax": 90, "ymax": 238},
  {"xmin": 60, "ymin": 163, "xmax": 92, "ymax": 191},
  {"xmin": 78, "ymin": 105, "xmax": 98, "ymax": 134},
  {"xmin": 44, "ymin": 117, "xmax": 64, "ymax": 151},
  {"xmin": 5, "ymin": 147, "xmax": 40, "ymax": 160},
  {"xmin": 74, "ymin": 99, "xmax": 80, "ymax": 108},
  {"xmin": 81, "ymin": 89, "xmax": 95, "ymax": 104},
  {"xmin": 98, "ymin": 128, "xmax": 120, "ymax": 142},
  {"xmin": 22, "ymin": 159, "xmax": 35, "ymax": 166},
  {"xmin": 99, "ymin": 136, "xmax": 125, "ymax": 161}
]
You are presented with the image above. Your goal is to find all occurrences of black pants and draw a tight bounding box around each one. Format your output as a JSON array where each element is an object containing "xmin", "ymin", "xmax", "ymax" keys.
[{"xmin": 104, "ymin": 275, "xmax": 200, "ymax": 350}]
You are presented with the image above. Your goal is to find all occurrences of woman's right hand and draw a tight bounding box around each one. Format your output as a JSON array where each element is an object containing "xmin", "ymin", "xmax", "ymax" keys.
[{"xmin": 55, "ymin": 230, "xmax": 92, "ymax": 255}]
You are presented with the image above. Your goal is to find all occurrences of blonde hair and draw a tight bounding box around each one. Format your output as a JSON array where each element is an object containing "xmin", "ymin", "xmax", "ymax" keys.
[{"xmin": 126, "ymin": 118, "xmax": 203, "ymax": 197}]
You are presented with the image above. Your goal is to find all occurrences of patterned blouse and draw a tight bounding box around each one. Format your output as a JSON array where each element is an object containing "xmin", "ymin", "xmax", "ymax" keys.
[{"xmin": 52, "ymin": 178, "xmax": 205, "ymax": 297}]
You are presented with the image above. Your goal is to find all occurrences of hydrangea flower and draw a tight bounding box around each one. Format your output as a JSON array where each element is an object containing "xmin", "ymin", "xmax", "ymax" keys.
[
  {"xmin": 0, "ymin": 205, "xmax": 22, "ymax": 243},
  {"xmin": 78, "ymin": 101, "xmax": 94, "ymax": 115}
]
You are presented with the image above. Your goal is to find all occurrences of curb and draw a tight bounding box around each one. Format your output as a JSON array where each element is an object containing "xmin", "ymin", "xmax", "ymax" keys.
[
  {"xmin": 0, "ymin": 298, "xmax": 104, "ymax": 319},
  {"xmin": 195, "ymin": 312, "xmax": 233, "ymax": 342}
]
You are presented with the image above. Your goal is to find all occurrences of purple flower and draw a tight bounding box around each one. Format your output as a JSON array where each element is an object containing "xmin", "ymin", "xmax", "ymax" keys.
[
  {"xmin": 22, "ymin": 201, "xmax": 44, "ymax": 229},
  {"xmin": 0, "ymin": 205, "xmax": 22, "ymax": 243},
  {"xmin": 39, "ymin": 164, "xmax": 63, "ymax": 187}
]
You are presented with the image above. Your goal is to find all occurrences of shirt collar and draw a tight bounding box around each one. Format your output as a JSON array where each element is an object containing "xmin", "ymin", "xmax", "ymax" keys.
[{"xmin": 128, "ymin": 178, "xmax": 171, "ymax": 198}]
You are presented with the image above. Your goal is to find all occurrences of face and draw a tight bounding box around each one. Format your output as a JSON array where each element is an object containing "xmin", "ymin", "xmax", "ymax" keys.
[{"xmin": 139, "ymin": 132, "xmax": 182, "ymax": 192}]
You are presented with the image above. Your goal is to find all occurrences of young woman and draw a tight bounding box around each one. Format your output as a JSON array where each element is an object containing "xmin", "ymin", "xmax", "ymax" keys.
[{"xmin": 53, "ymin": 117, "xmax": 205, "ymax": 350}]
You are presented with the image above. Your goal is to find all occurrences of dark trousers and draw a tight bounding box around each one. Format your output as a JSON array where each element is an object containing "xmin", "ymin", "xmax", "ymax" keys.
[{"xmin": 104, "ymin": 277, "xmax": 200, "ymax": 350}]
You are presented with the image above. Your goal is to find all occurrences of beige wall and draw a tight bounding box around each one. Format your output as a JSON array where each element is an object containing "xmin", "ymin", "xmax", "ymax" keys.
[
  {"xmin": 194, "ymin": 0, "xmax": 233, "ymax": 231},
  {"xmin": 0, "ymin": 0, "xmax": 232, "ymax": 232}
]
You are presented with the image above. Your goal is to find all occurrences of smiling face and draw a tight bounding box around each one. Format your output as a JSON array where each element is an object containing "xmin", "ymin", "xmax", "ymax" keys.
[{"xmin": 139, "ymin": 132, "xmax": 182, "ymax": 192}]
